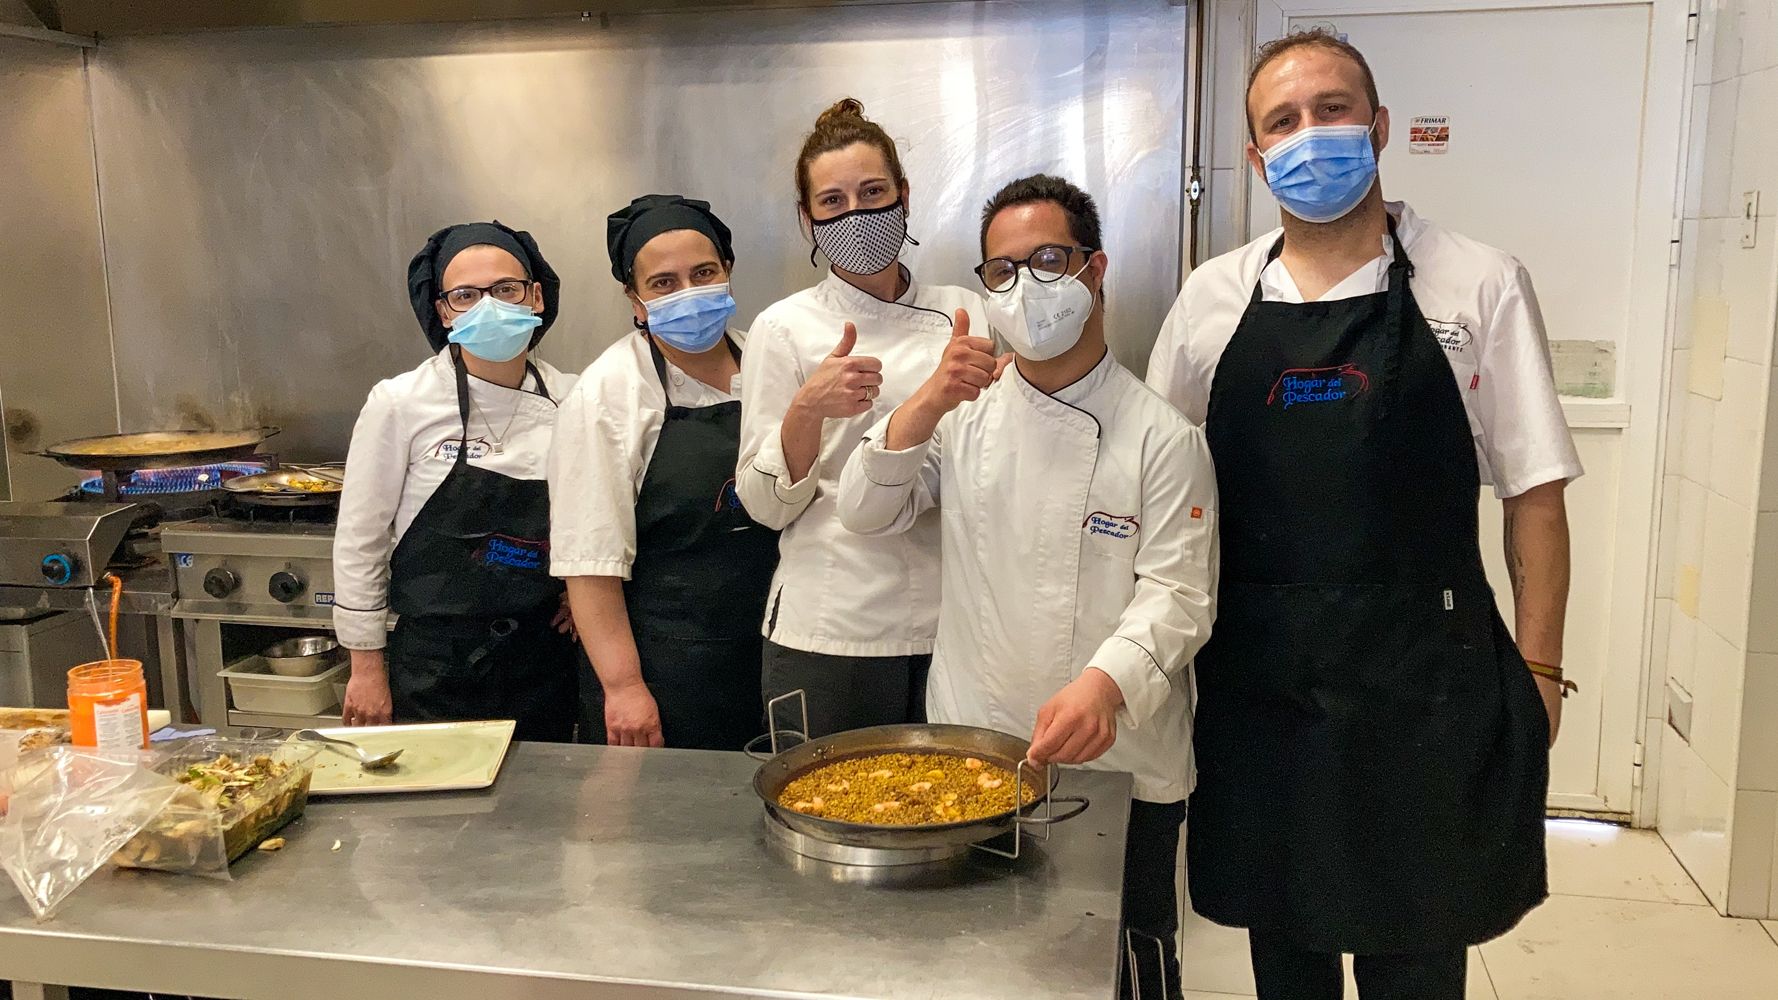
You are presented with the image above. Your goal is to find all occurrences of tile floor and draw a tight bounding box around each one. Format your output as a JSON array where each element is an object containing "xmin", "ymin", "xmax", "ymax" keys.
[{"xmin": 1177, "ymin": 819, "xmax": 1778, "ymax": 999}]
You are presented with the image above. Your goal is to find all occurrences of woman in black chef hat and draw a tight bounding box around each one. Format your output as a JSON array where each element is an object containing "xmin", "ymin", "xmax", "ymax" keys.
[
  {"xmin": 548, "ymin": 195, "xmax": 778, "ymax": 750},
  {"xmin": 333, "ymin": 220, "xmax": 580, "ymax": 742}
]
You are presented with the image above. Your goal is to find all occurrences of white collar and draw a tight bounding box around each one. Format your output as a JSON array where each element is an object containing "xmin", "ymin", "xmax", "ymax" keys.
[
  {"xmin": 812, "ymin": 267, "xmax": 952, "ymax": 331},
  {"xmin": 429, "ymin": 347, "xmax": 549, "ymax": 400},
  {"xmin": 1261, "ymin": 201, "xmax": 1426, "ymax": 301},
  {"xmin": 1007, "ymin": 346, "xmax": 1114, "ymax": 437}
]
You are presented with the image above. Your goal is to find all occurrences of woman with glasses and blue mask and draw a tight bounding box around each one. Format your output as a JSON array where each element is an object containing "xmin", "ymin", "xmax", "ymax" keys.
[
  {"xmin": 549, "ymin": 195, "xmax": 779, "ymax": 750},
  {"xmin": 334, "ymin": 221, "xmax": 579, "ymax": 742}
]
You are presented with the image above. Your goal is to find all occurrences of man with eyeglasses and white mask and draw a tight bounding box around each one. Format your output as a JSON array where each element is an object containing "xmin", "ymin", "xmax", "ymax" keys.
[
  {"xmin": 839, "ymin": 174, "xmax": 1217, "ymax": 1000},
  {"xmin": 1146, "ymin": 30, "xmax": 1580, "ymax": 1000}
]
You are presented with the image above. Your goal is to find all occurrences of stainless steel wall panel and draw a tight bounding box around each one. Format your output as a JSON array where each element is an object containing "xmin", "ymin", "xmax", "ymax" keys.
[
  {"xmin": 86, "ymin": 1, "xmax": 1186, "ymax": 459},
  {"xmin": 0, "ymin": 37, "xmax": 118, "ymax": 501}
]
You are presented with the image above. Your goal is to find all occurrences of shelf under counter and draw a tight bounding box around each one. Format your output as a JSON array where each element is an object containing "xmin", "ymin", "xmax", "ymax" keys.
[{"xmin": 227, "ymin": 709, "xmax": 341, "ymax": 731}]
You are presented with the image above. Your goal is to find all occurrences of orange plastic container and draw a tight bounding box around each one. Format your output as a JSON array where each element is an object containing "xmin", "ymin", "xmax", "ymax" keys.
[{"xmin": 67, "ymin": 659, "xmax": 149, "ymax": 750}]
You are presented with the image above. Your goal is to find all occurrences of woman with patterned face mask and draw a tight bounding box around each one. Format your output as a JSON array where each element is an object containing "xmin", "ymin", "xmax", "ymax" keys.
[
  {"xmin": 735, "ymin": 98, "xmax": 993, "ymax": 739},
  {"xmin": 548, "ymin": 195, "xmax": 779, "ymax": 751},
  {"xmin": 334, "ymin": 221, "xmax": 580, "ymax": 742}
]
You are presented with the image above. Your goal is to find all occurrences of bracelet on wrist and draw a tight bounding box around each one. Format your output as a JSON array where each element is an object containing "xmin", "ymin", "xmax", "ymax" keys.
[{"xmin": 1525, "ymin": 659, "xmax": 1578, "ymax": 698}]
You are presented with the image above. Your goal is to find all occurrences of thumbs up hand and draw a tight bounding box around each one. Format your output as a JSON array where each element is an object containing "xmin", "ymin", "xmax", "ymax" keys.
[
  {"xmin": 913, "ymin": 309, "xmax": 1000, "ymax": 415},
  {"xmin": 794, "ymin": 322, "xmax": 884, "ymax": 419}
]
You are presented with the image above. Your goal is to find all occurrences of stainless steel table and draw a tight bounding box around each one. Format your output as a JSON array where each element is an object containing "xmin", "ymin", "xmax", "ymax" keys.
[{"xmin": 0, "ymin": 743, "xmax": 1132, "ymax": 999}]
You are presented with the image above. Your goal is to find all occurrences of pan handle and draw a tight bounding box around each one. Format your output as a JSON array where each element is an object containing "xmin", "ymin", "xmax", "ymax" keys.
[
  {"xmin": 743, "ymin": 689, "xmax": 810, "ymax": 760},
  {"xmin": 259, "ymin": 425, "xmax": 282, "ymax": 439},
  {"xmin": 1016, "ymin": 796, "xmax": 1089, "ymax": 826},
  {"xmin": 975, "ymin": 759, "xmax": 1080, "ymax": 860}
]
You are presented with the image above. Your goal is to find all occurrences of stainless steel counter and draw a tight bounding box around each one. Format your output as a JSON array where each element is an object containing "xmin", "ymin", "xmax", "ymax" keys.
[{"xmin": 0, "ymin": 743, "xmax": 1132, "ymax": 999}]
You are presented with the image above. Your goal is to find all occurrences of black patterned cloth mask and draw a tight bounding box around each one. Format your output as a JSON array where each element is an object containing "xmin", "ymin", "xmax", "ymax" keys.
[{"xmin": 809, "ymin": 201, "xmax": 913, "ymax": 275}]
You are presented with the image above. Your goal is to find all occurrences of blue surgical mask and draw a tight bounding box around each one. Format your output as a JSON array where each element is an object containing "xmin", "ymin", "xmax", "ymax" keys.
[
  {"xmin": 1261, "ymin": 122, "xmax": 1379, "ymax": 224},
  {"xmin": 644, "ymin": 283, "xmax": 736, "ymax": 354},
  {"xmin": 446, "ymin": 295, "xmax": 541, "ymax": 362}
]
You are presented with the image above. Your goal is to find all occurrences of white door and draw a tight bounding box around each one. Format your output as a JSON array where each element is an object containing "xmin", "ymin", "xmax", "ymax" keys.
[{"xmin": 1250, "ymin": 0, "xmax": 1688, "ymax": 817}]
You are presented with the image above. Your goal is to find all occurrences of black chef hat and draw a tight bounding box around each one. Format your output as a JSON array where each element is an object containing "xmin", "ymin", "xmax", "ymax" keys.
[
  {"xmin": 606, "ymin": 195, "xmax": 735, "ymax": 285},
  {"xmin": 406, "ymin": 220, "xmax": 562, "ymax": 352}
]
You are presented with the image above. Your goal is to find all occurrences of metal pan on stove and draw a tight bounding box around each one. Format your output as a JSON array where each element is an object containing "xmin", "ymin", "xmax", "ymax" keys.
[
  {"xmin": 223, "ymin": 467, "xmax": 344, "ymax": 507},
  {"xmin": 39, "ymin": 428, "xmax": 280, "ymax": 472}
]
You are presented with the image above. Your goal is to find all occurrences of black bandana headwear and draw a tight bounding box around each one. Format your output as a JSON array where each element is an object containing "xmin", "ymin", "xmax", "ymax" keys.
[
  {"xmin": 406, "ymin": 220, "xmax": 561, "ymax": 352},
  {"xmin": 605, "ymin": 195, "xmax": 735, "ymax": 285}
]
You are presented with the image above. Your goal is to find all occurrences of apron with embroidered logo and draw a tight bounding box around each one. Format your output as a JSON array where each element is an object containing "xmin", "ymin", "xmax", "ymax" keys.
[
  {"xmin": 1187, "ymin": 224, "xmax": 1549, "ymax": 952},
  {"xmin": 387, "ymin": 347, "xmax": 576, "ymax": 741}
]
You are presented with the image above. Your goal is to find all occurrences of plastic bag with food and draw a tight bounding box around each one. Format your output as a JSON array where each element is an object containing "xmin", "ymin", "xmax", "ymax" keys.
[
  {"xmin": 0, "ymin": 746, "xmax": 181, "ymax": 920},
  {"xmin": 111, "ymin": 737, "xmax": 318, "ymax": 880}
]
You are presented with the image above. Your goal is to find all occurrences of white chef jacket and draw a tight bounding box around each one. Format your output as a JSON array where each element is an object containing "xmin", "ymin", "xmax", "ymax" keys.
[
  {"xmin": 332, "ymin": 348, "xmax": 576, "ymax": 650},
  {"xmin": 838, "ymin": 350, "xmax": 1219, "ymax": 802},
  {"xmin": 548, "ymin": 331, "xmax": 742, "ymax": 579},
  {"xmin": 1147, "ymin": 201, "xmax": 1583, "ymax": 499},
  {"xmin": 737, "ymin": 270, "xmax": 989, "ymax": 657}
]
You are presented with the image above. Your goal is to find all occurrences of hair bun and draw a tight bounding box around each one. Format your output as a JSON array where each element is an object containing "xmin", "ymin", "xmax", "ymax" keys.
[
  {"xmin": 815, "ymin": 97, "xmax": 868, "ymax": 129},
  {"xmin": 796, "ymin": 97, "xmax": 906, "ymax": 212}
]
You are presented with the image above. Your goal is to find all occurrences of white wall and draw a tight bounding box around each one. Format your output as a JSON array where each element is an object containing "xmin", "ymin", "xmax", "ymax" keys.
[{"xmin": 1654, "ymin": 0, "xmax": 1778, "ymax": 919}]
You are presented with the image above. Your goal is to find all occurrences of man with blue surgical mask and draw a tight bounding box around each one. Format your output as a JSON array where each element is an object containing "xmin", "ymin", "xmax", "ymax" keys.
[
  {"xmin": 549, "ymin": 195, "xmax": 778, "ymax": 751},
  {"xmin": 840, "ymin": 175, "xmax": 1218, "ymax": 1000},
  {"xmin": 1147, "ymin": 30, "xmax": 1581, "ymax": 1000},
  {"xmin": 335, "ymin": 221, "xmax": 579, "ymax": 741}
]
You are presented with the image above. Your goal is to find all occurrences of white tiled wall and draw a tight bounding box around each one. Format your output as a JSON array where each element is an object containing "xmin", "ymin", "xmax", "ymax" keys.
[{"xmin": 1654, "ymin": 0, "xmax": 1778, "ymax": 920}]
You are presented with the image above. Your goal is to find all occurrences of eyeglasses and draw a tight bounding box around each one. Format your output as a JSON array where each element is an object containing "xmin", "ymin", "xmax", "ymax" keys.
[
  {"xmin": 974, "ymin": 244, "xmax": 1095, "ymax": 293},
  {"xmin": 439, "ymin": 279, "xmax": 534, "ymax": 313}
]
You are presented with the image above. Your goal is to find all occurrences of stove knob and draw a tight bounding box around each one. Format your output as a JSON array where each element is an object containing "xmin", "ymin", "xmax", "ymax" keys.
[
  {"xmin": 202, "ymin": 568, "xmax": 239, "ymax": 599},
  {"xmin": 268, "ymin": 570, "xmax": 306, "ymax": 604},
  {"xmin": 39, "ymin": 552, "xmax": 77, "ymax": 586}
]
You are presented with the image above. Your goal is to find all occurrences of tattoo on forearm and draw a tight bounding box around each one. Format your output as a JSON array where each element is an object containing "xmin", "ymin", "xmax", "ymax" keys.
[{"xmin": 1504, "ymin": 509, "xmax": 1526, "ymax": 601}]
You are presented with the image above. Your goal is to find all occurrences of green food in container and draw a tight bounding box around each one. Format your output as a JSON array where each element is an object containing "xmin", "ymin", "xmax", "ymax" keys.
[{"xmin": 112, "ymin": 738, "xmax": 319, "ymax": 878}]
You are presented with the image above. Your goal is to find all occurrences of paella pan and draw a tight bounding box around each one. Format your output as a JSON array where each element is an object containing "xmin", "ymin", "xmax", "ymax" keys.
[
  {"xmin": 751, "ymin": 716, "xmax": 1089, "ymax": 852},
  {"xmin": 40, "ymin": 428, "xmax": 279, "ymax": 471}
]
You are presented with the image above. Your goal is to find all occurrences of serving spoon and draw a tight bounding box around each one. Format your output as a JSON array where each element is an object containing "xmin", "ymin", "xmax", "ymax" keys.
[{"xmin": 295, "ymin": 729, "xmax": 403, "ymax": 770}]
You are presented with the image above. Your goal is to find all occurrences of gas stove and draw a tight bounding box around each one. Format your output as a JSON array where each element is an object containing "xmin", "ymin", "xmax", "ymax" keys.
[
  {"xmin": 160, "ymin": 516, "xmax": 337, "ymax": 625},
  {"xmin": 0, "ymin": 501, "xmax": 161, "ymax": 589},
  {"xmin": 161, "ymin": 511, "xmax": 345, "ymax": 731}
]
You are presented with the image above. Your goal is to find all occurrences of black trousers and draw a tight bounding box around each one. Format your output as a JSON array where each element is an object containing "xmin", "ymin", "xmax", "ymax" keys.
[
  {"xmin": 759, "ymin": 641, "xmax": 930, "ymax": 738},
  {"xmin": 1122, "ymin": 799, "xmax": 1188, "ymax": 1000},
  {"xmin": 1249, "ymin": 930, "xmax": 1468, "ymax": 1000}
]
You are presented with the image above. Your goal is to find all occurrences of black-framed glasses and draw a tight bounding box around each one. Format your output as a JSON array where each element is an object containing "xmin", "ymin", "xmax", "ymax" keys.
[
  {"xmin": 974, "ymin": 244, "xmax": 1095, "ymax": 293},
  {"xmin": 439, "ymin": 278, "xmax": 534, "ymax": 313}
]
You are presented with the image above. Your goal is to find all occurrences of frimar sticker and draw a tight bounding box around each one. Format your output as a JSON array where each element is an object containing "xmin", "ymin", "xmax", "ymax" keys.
[{"xmin": 1409, "ymin": 116, "xmax": 1450, "ymax": 155}]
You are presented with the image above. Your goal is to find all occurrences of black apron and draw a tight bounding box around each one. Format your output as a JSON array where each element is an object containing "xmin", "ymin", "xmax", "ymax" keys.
[
  {"xmin": 586, "ymin": 336, "xmax": 779, "ymax": 751},
  {"xmin": 386, "ymin": 347, "xmax": 577, "ymax": 742},
  {"xmin": 1187, "ymin": 225, "xmax": 1549, "ymax": 953}
]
